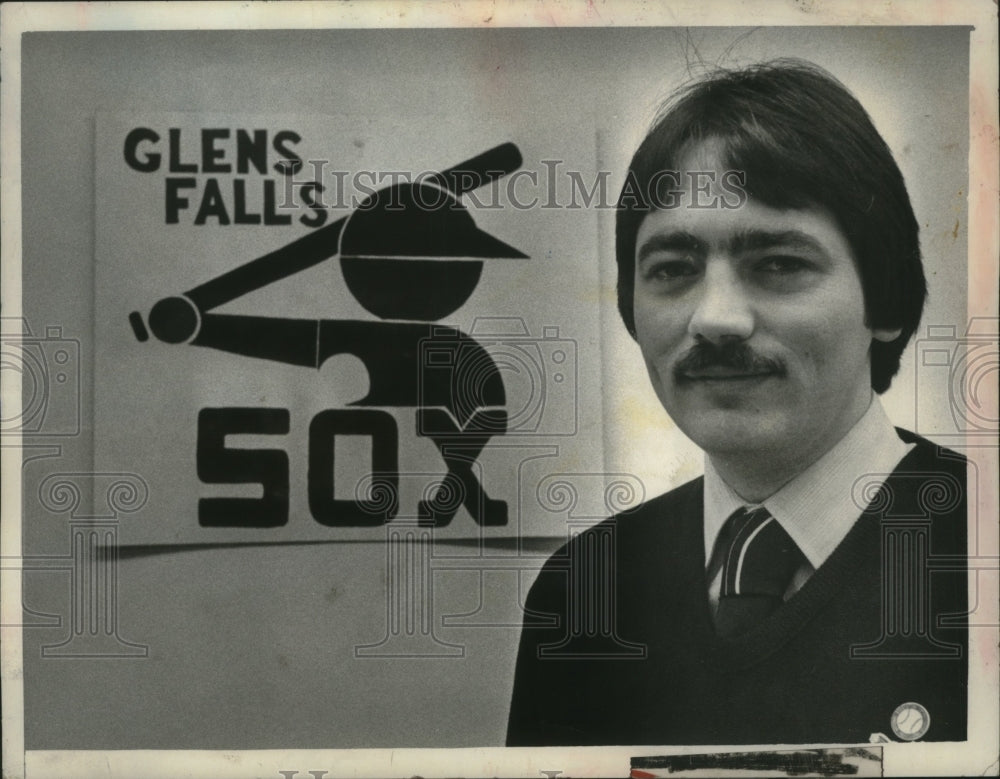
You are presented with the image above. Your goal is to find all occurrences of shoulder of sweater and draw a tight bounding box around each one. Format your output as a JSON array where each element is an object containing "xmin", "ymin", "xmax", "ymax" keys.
[
  {"xmin": 555, "ymin": 429, "xmax": 964, "ymax": 559},
  {"xmin": 890, "ymin": 427, "xmax": 969, "ymax": 525},
  {"xmin": 541, "ymin": 476, "xmax": 704, "ymax": 565},
  {"xmin": 894, "ymin": 427, "xmax": 968, "ymax": 473}
]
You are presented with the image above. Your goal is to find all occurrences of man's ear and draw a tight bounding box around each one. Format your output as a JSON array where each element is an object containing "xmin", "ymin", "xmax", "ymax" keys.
[{"xmin": 873, "ymin": 327, "xmax": 903, "ymax": 343}]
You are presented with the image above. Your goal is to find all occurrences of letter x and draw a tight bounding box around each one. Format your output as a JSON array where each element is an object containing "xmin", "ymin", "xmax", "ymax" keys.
[{"xmin": 417, "ymin": 408, "xmax": 508, "ymax": 527}]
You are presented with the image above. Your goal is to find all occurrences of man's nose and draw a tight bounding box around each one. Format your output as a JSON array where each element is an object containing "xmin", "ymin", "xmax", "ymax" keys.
[{"xmin": 687, "ymin": 262, "xmax": 754, "ymax": 344}]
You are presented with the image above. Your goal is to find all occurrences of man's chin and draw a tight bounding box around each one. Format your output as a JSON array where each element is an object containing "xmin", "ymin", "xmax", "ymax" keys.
[{"xmin": 671, "ymin": 408, "xmax": 793, "ymax": 458}]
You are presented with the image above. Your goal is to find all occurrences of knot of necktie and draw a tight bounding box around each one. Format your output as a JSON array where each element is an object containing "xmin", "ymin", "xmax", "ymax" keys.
[{"xmin": 715, "ymin": 507, "xmax": 805, "ymax": 638}]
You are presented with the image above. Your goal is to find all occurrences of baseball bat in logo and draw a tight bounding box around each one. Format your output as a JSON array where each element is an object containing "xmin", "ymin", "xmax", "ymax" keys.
[{"xmin": 129, "ymin": 144, "xmax": 529, "ymax": 529}]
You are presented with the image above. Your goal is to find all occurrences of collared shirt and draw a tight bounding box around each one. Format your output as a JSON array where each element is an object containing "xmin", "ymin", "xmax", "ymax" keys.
[{"xmin": 703, "ymin": 398, "xmax": 914, "ymax": 605}]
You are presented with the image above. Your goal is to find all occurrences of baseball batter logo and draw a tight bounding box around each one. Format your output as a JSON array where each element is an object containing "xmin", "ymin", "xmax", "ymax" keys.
[{"xmin": 129, "ymin": 142, "xmax": 530, "ymax": 529}]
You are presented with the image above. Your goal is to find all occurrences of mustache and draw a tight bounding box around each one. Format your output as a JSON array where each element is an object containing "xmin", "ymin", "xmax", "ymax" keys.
[{"xmin": 673, "ymin": 340, "xmax": 786, "ymax": 381}]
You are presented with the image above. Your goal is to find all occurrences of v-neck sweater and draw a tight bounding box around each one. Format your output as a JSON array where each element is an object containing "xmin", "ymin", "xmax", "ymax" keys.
[{"xmin": 506, "ymin": 429, "xmax": 967, "ymax": 746}]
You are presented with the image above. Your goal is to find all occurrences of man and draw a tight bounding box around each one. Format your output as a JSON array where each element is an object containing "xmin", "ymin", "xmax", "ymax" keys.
[{"xmin": 507, "ymin": 60, "xmax": 967, "ymax": 746}]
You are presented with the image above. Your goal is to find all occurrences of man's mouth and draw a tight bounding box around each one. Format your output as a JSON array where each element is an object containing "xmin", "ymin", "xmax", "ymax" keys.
[
  {"xmin": 678, "ymin": 366, "xmax": 777, "ymax": 382},
  {"xmin": 672, "ymin": 341, "xmax": 786, "ymax": 384}
]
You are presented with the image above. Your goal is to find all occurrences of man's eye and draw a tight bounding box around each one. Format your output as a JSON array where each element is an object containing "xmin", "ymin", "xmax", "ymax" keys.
[
  {"xmin": 645, "ymin": 260, "xmax": 698, "ymax": 281},
  {"xmin": 757, "ymin": 256, "xmax": 809, "ymax": 274}
]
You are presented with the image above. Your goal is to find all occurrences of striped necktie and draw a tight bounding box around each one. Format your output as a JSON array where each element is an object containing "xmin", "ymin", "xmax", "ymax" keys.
[{"xmin": 714, "ymin": 507, "xmax": 805, "ymax": 638}]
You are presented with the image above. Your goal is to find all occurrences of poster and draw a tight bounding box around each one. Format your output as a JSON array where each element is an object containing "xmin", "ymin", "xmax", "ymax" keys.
[{"xmin": 2, "ymin": 2, "xmax": 997, "ymax": 778}]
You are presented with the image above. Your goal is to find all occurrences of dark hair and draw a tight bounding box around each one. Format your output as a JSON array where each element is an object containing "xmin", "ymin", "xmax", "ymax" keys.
[{"xmin": 615, "ymin": 59, "xmax": 925, "ymax": 393}]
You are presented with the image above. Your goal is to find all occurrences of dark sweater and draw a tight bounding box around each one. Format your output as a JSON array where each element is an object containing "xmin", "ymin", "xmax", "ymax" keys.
[{"xmin": 506, "ymin": 430, "xmax": 967, "ymax": 745}]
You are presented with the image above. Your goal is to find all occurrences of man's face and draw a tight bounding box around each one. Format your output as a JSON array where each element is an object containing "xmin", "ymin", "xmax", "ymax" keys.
[{"xmin": 632, "ymin": 143, "xmax": 899, "ymax": 478}]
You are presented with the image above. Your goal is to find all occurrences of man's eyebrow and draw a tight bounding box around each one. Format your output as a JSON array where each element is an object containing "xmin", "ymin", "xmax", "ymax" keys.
[
  {"xmin": 636, "ymin": 232, "xmax": 705, "ymax": 264},
  {"xmin": 728, "ymin": 229, "xmax": 829, "ymax": 255}
]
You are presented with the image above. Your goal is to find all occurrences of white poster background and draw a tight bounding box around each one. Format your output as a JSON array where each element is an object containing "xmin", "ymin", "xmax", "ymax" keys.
[{"xmin": 94, "ymin": 111, "xmax": 605, "ymax": 545}]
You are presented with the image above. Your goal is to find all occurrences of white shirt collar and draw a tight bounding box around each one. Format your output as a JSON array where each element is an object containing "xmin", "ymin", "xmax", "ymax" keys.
[{"xmin": 703, "ymin": 398, "xmax": 914, "ymax": 570}]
